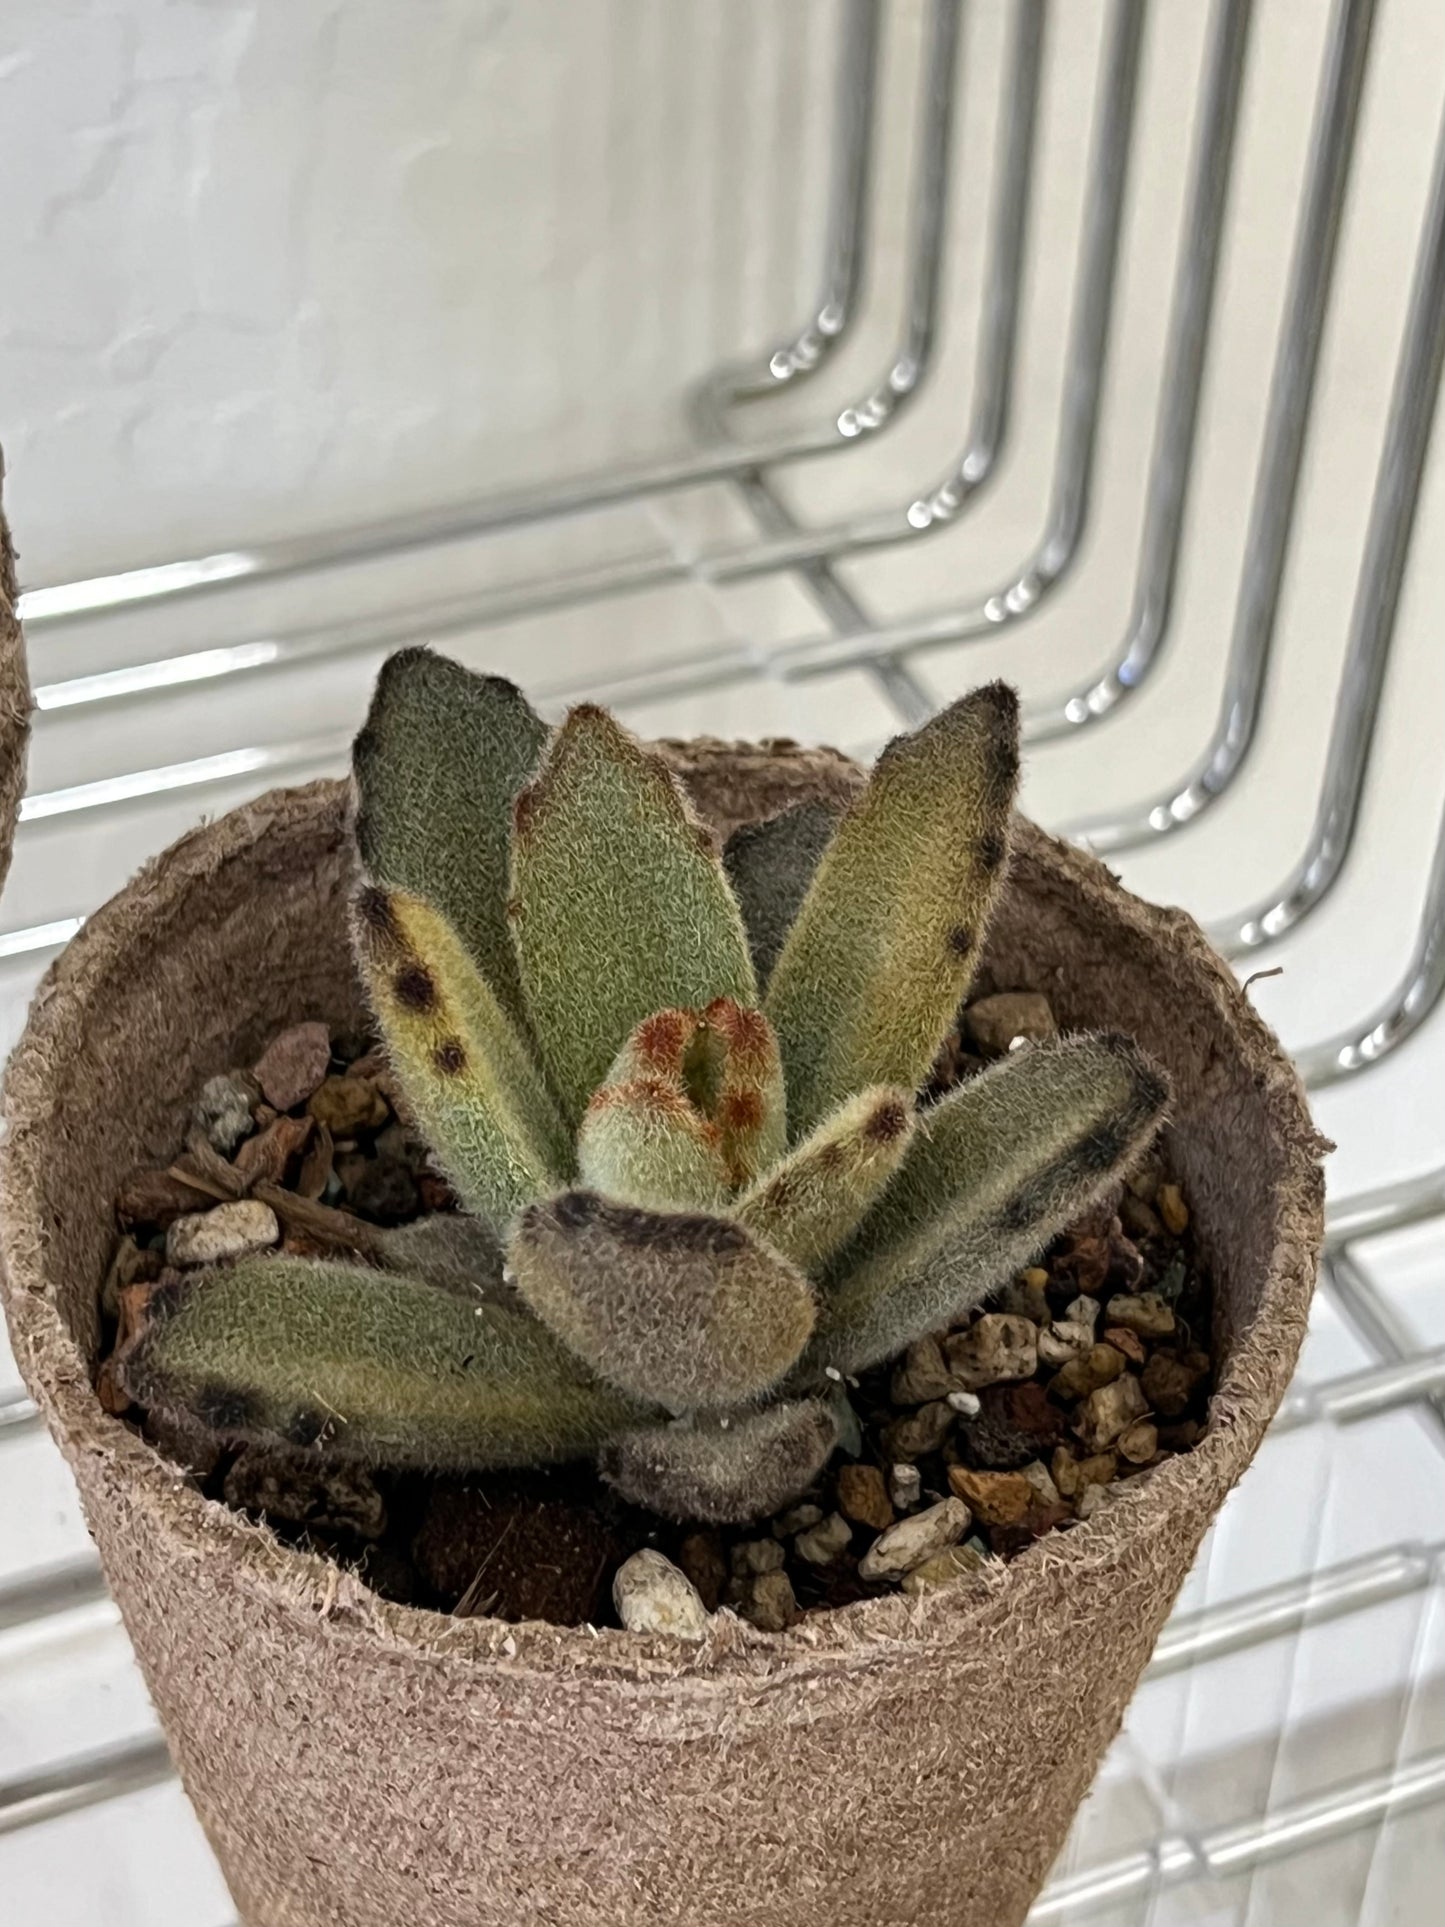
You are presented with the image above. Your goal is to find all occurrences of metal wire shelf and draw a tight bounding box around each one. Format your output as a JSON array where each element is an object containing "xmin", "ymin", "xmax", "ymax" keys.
[{"xmin": 2, "ymin": 1, "xmax": 1444, "ymax": 1920}]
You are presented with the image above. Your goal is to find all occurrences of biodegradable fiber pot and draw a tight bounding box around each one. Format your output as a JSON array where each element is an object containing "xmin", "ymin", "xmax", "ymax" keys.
[
  {"xmin": 0, "ymin": 465, "xmax": 28, "ymax": 902},
  {"xmin": 0, "ymin": 688, "xmax": 1326, "ymax": 1923}
]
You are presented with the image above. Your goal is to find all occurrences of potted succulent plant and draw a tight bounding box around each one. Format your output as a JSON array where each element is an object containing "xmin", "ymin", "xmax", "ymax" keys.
[{"xmin": 0, "ymin": 608, "xmax": 1325, "ymax": 1925}]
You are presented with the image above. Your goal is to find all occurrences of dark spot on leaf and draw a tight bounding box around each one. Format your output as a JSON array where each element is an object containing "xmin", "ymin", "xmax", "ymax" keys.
[
  {"xmin": 432, "ymin": 1039, "xmax": 467, "ymax": 1077},
  {"xmin": 865, "ymin": 1097, "xmax": 910, "ymax": 1143},
  {"xmin": 191, "ymin": 1382, "xmax": 262, "ymax": 1435},
  {"xmin": 947, "ymin": 925, "xmax": 974, "ymax": 958},
  {"xmin": 354, "ymin": 885, "xmax": 398, "ymax": 940},
  {"xmin": 979, "ymin": 830, "xmax": 1008, "ymax": 874},
  {"xmin": 285, "ymin": 1406, "xmax": 329, "ymax": 1448},
  {"xmin": 393, "ymin": 963, "xmax": 436, "ymax": 1012},
  {"xmin": 1074, "ymin": 1122, "xmax": 1132, "ymax": 1175}
]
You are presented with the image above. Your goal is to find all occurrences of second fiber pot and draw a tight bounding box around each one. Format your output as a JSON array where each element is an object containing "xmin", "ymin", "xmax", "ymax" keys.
[{"xmin": 0, "ymin": 742, "xmax": 1325, "ymax": 1927}]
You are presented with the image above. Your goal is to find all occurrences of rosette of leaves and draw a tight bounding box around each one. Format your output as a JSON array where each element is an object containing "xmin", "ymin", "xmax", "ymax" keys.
[{"xmin": 123, "ymin": 649, "xmax": 1168, "ymax": 1524}]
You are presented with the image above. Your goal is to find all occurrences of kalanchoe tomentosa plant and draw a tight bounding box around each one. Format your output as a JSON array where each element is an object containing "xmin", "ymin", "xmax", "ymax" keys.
[{"xmin": 123, "ymin": 648, "xmax": 1170, "ymax": 1524}]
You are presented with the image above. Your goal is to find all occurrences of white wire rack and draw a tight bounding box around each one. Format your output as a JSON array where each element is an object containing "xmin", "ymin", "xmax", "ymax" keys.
[{"xmin": 2, "ymin": 2, "xmax": 1444, "ymax": 1921}]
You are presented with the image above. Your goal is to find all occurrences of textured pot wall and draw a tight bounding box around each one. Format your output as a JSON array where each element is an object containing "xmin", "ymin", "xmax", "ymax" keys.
[
  {"xmin": 0, "ymin": 466, "xmax": 28, "ymax": 896},
  {"xmin": 0, "ymin": 747, "xmax": 1326, "ymax": 1927}
]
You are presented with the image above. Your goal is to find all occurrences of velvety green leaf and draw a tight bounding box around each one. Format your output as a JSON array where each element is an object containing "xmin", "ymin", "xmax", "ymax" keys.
[
  {"xmin": 509, "ymin": 705, "xmax": 756, "ymax": 1122},
  {"xmin": 353, "ymin": 648, "xmax": 548, "ymax": 1030},
  {"xmin": 807, "ymin": 1034, "xmax": 1170, "ymax": 1376},
  {"xmin": 120, "ymin": 1257, "xmax": 651, "ymax": 1471},
  {"xmin": 600, "ymin": 1400, "xmax": 839, "ymax": 1524},
  {"xmin": 734, "ymin": 1085, "xmax": 915, "ymax": 1273},
  {"xmin": 765, "ymin": 684, "xmax": 1021, "ymax": 1138},
  {"xmin": 507, "ymin": 1190, "xmax": 814, "ymax": 1411},
  {"xmin": 723, "ymin": 800, "xmax": 841, "ymax": 986},
  {"xmin": 353, "ymin": 886, "xmax": 569, "ymax": 1228},
  {"xmin": 577, "ymin": 1007, "xmax": 731, "ymax": 1210}
]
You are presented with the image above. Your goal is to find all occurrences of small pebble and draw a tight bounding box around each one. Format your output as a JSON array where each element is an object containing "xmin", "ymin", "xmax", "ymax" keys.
[
  {"xmin": 946, "ymin": 1465, "xmax": 1033, "ymax": 1526},
  {"xmin": 998, "ymin": 1275, "xmax": 1050, "ymax": 1325},
  {"xmin": 233, "ymin": 1112, "xmax": 314, "ymax": 1188},
  {"xmin": 857, "ymin": 1497, "xmax": 971, "ymax": 1582},
  {"xmin": 1076, "ymin": 1482, "xmax": 1117, "ymax": 1521},
  {"xmin": 1103, "ymin": 1326, "xmax": 1148, "ymax": 1367},
  {"xmin": 1066, "ymin": 1295, "xmax": 1101, "ymax": 1332},
  {"xmin": 884, "ymin": 1399, "xmax": 955, "ymax": 1462},
  {"xmin": 166, "ymin": 1199, "xmax": 279, "ymax": 1267},
  {"xmin": 1020, "ymin": 1459, "xmax": 1062, "ymax": 1507},
  {"xmin": 1037, "ymin": 1320, "xmax": 1093, "ymax": 1368},
  {"xmin": 1049, "ymin": 1343, "xmax": 1127, "ymax": 1402},
  {"xmin": 193, "ymin": 1073, "xmax": 256, "ymax": 1156},
  {"xmin": 1119, "ymin": 1192, "xmax": 1162, "ymax": 1240},
  {"xmin": 308, "ymin": 1075, "xmax": 389, "ymax": 1138},
  {"xmin": 1073, "ymin": 1373, "xmax": 1150, "ymax": 1451},
  {"xmin": 772, "ymin": 1502, "xmax": 824, "ymax": 1538},
  {"xmin": 612, "ymin": 1550, "xmax": 709, "ymax": 1641},
  {"xmin": 890, "ymin": 1334, "xmax": 954, "ymax": 1406},
  {"xmin": 1141, "ymin": 1350, "xmax": 1210, "ymax": 1418},
  {"xmin": 1106, "ymin": 1292, "xmax": 1176, "ymax": 1339},
  {"xmin": 794, "ymin": 1512, "xmax": 853, "ymax": 1566},
  {"xmin": 676, "ymin": 1531, "xmax": 727, "ymax": 1611},
  {"xmin": 836, "ymin": 1462, "xmax": 893, "ymax": 1531},
  {"xmin": 1157, "ymin": 1182, "xmax": 1190, "ymax": 1235},
  {"xmin": 741, "ymin": 1568, "xmax": 798, "ymax": 1633},
  {"xmin": 1118, "ymin": 1419, "xmax": 1159, "ymax": 1465},
  {"xmin": 901, "ymin": 1544, "xmax": 986, "ymax": 1595},
  {"xmin": 253, "ymin": 1021, "xmax": 332, "ymax": 1113},
  {"xmin": 736, "ymin": 1537, "xmax": 785, "ymax": 1575},
  {"xmin": 944, "ymin": 1313, "xmax": 1038, "ymax": 1390},
  {"xmin": 889, "ymin": 1462, "xmax": 922, "ymax": 1511},
  {"xmin": 1051, "ymin": 1446, "xmax": 1117, "ymax": 1498},
  {"xmin": 946, "ymin": 1389, "xmax": 982, "ymax": 1416},
  {"xmin": 963, "ymin": 991, "xmax": 1058, "ymax": 1059}
]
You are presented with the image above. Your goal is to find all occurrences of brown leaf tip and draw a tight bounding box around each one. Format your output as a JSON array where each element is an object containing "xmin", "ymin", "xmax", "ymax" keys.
[
  {"xmin": 978, "ymin": 829, "xmax": 1009, "ymax": 874},
  {"xmin": 392, "ymin": 962, "xmax": 437, "ymax": 1013},
  {"xmin": 703, "ymin": 998, "xmax": 774, "ymax": 1068},
  {"xmin": 634, "ymin": 1009, "xmax": 698, "ymax": 1072},
  {"xmin": 354, "ymin": 884, "xmax": 400, "ymax": 941},
  {"xmin": 432, "ymin": 1039, "xmax": 468, "ymax": 1077},
  {"xmin": 947, "ymin": 925, "xmax": 975, "ymax": 958},
  {"xmin": 864, "ymin": 1095, "xmax": 911, "ymax": 1144}
]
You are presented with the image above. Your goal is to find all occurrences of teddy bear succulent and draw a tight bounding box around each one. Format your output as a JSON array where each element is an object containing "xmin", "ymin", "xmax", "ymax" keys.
[{"xmin": 122, "ymin": 648, "xmax": 1169, "ymax": 1524}]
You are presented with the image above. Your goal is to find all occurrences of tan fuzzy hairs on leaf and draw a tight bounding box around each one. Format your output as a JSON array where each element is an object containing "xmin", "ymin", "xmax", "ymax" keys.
[
  {"xmin": 600, "ymin": 1400, "xmax": 839, "ymax": 1524},
  {"xmin": 765, "ymin": 684, "xmax": 1021, "ymax": 1138},
  {"xmin": 734, "ymin": 1086, "xmax": 915, "ymax": 1274},
  {"xmin": 694, "ymin": 997, "xmax": 788, "ymax": 1187},
  {"xmin": 353, "ymin": 650, "xmax": 547, "ymax": 1033},
  {"xmin": 507, "ymin": 1192, "xmax": 815, "ymax": 1412},
  {"xmin": 806, "ymin": 1034, "xmax": 1170, "ymax": 1378},
  {"xmin": 509, "ymin": 705, "xmax": 757, "ymax": 1124},
  {"xmin": 119, "ymin": 1259, "xmax": 652, "ymax": 1472},
  {"xmin": 353, "ymin": 887, "xmax": 569, "ymax": 1229},
  {"xmin": 723, "ymin": 800, "xmax": 841, "ymax": 986}
]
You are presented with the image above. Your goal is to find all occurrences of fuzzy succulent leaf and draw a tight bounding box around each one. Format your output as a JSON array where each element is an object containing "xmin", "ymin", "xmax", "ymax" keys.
[
  {"xmin": 353, "ymin": 886, "xmax": 570, "ymax": 1226},
  {"xmin": 578, "ymin": 1008, "xmax": 730, "ymax": 1210},
  {"xmin": 764, "ymin": 685, "xmax": 1021, "ymax": 1139},
  {"xmin": 599, "ymin": 1400, "xmax": 839, "ymax": 1524},
  {"xmin": 507, "ymin": 1191, "xmax": 815, "ymax": 1412},
  {"xmin": 734, "ymin": 1085, "xmax": 915, "ymax": 1274},
  {"xmin": 805, "ymin": 1034, "xmax": 1170, "ymax": 1377},
  {"xmin": 723, "ymin": 800, "xmax": 841, "ymax": 986},
  {"xmin": 692, "ymin": 998, "xmax": 788, "ymax": 1187},
  {"xmin": 120, "ymin": 1258, "xmax": 651, "ymax": 1471},
  {"xmin": 376, "ymin": 1213, "xmax": 509, "ymax": 1303},
  {"xmin": 509, "ymin": 706, "xmax": 757, "ymax": 1122},
  {"xmin": 353, "ymin": 650, "xmax": 547, "ymax": 1031}
]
